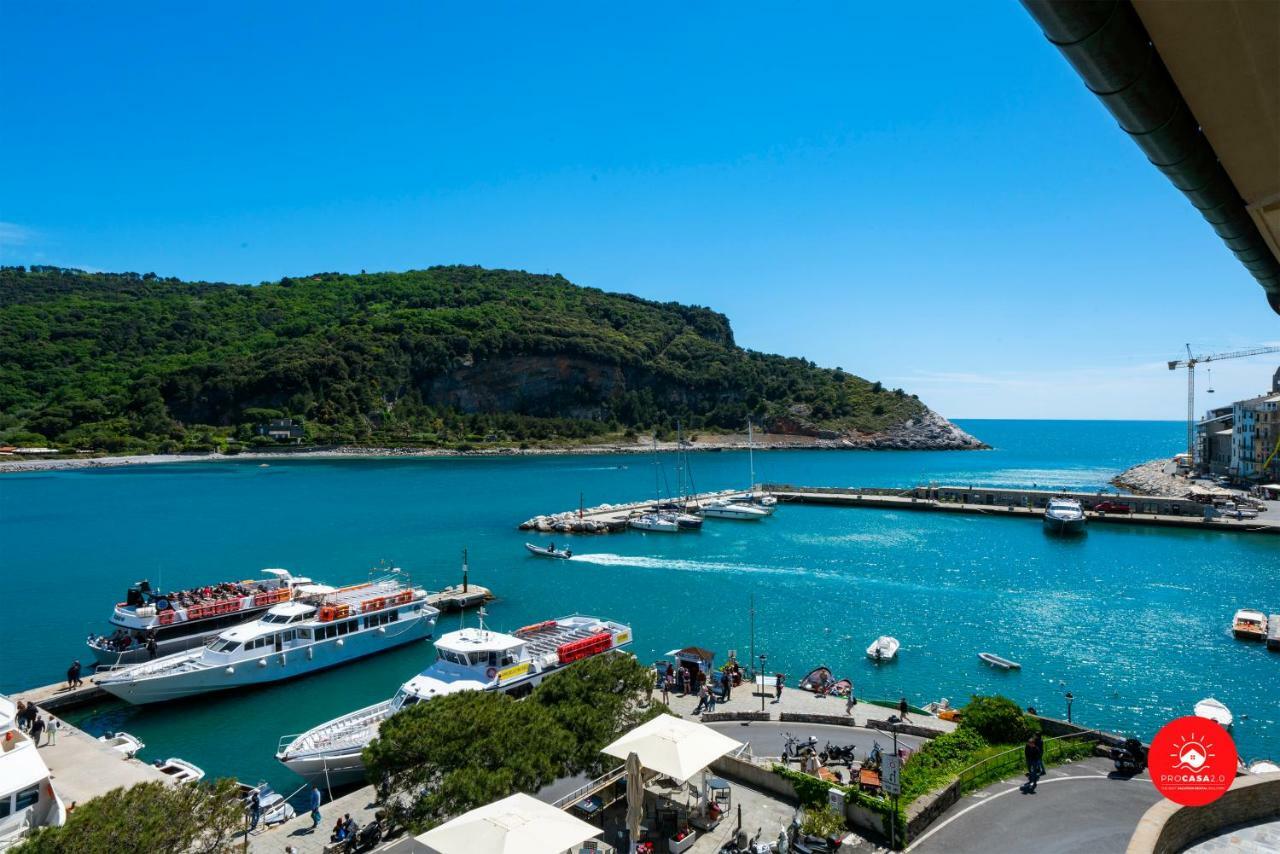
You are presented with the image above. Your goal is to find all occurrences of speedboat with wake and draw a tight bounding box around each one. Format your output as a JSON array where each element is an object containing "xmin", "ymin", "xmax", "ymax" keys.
[
  {"xmin": 1043, "ymin": 497, "xmax": 1086, "ymax": 534},
  {"xmin": 95, "ymin": 574, "xmax": 438, "ymax": 705},
  {"xmin": 276, "ymin": 613, "xmax": 632, "ymax": 786},
  {"xmin": 86, "ymin": 568, "xmax": 315, "ymax": 667},
  {"xmin": 525, "ymin": 542, "xmax": 573, "ymax": 559}
]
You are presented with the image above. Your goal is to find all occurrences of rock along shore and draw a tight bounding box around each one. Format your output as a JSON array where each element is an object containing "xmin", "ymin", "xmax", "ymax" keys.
[{"xmin": 1111, "ymin": 458, "xmax": 1237, "ymax": 498}]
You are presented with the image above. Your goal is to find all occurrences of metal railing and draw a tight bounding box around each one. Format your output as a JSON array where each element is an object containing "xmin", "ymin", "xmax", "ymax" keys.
[
  {"xmin": 552, "ymin": 763, "xmax": 629, "ymax": 810},
  {"xmin": 955, "ymin": 730, "xmax": 1098, "ymax": 794}
]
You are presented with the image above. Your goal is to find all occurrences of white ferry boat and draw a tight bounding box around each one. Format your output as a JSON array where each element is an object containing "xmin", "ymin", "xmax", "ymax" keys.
[
  {"xmin": 276, "ymin": 613, "xmax": 632, "ymax": 786},
  {"xmin": 1042, "ymin": 497, "xmax": 1086, "ymax": 534},
  {"xmin": 87, "ymin": 569, "xmax": 315, "ymax": 667},
  {"xmin": 0, "ymin": 696, "xmax": 66, "ymax": 850},
  {"xmin": 95, "ymin": 576, "xmax": 438, "ymax": 705}
]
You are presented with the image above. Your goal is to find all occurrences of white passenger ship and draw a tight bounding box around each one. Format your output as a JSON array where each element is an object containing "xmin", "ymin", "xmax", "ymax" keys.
[
  {"xmin": 95, "ymin": 576, "xmax": 438, "ymax": 705},
  {"xmin": 0, "ymin": 696, "xmax": 65, "ymax": 850},
  {"xmin": 276, "ymin": 613, "xmax": 632, "ymax": 786},
  {"xmin": 87, "ymin": 569, "xmax": 315, "ymax": 667}
]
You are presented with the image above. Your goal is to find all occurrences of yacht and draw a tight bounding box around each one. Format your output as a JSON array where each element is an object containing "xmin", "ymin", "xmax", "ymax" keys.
[
  {"xmin": 629, "ymin": 514, "xmax": 679, "ymax": 533},
  {"xmin": 1232, "ymin": 609, "xmax": 1268, "ymax": 641},
  {"xmin": 276, "ymin": 613, "xmax": 632, "ymax": 786},
  {"xmin": 95, "ymin": 576, "xmax": 438, "ymax": 705},
  {"xmin": 1042, "ymin": 497, "xmax": 1086, "ymax": 534},
  {"xmin": 0, "ymin": 696, "xmax": 66, "ymax": 850},
  {"xmin": 700, "ymin": 499, "xmax": 771, "ymax": 520},
  {"xmin": 87, "ymin": 568, "xmax": 315, "ymax": 667}
]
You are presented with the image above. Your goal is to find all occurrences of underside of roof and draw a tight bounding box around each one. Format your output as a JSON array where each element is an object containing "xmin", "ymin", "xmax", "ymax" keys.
[{"xmin": 1020, "ymin": 0, "xmax": 1280, "ymax": 314}]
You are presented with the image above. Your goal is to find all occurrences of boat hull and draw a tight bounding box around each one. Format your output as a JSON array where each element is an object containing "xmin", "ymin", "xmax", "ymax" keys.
[
  {"xmin": 97, "ymin": 616, "xmax": 436, "ymax": 705},
  {"xmin": 1042, "ymin": 515, "xmax": 1086, "ymax": 535}
]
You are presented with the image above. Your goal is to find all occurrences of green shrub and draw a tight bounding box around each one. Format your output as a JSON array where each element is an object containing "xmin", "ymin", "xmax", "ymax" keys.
[
  {"xmin": 961, "ymin": 695, "xmax": 1038, "ymax": 744},
  {"xmin": 801, "ymin": 804, "xmax": 846, "ymax": 837}
]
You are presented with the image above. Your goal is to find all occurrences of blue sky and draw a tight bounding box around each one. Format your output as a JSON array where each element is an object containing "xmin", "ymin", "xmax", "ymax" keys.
[{"xmin": 2, "ymin": 2, "xmax": 1276, "ymax": 420}]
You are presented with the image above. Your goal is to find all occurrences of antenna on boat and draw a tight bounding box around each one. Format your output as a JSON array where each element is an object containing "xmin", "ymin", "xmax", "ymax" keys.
[{"xmin": 476, "ymin": 605, "xmax": 488, "ymax": 638}]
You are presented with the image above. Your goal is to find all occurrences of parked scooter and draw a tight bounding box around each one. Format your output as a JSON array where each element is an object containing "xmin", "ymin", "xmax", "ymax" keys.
[
  {"xmin": 1110, "ymin": 737, "xmax": 1146, "ymax": 775},
  {"xmin": 781, "ymin": 733, "xmax": 819, "ymax": 764}
]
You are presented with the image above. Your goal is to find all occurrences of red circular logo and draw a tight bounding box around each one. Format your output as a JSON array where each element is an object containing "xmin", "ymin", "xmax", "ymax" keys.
[{"xmin": 1148, "ymin": 716, "xmax": 1237, "ymax": 806}]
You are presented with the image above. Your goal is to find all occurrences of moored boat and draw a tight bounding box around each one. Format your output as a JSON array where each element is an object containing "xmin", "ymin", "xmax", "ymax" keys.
[
  {"xmin": 978, "ymin": 652, "xmax": 1022, "ymax": 671},
  {"xmin": 277, "ymin": 613, "xmax": 632, "ymax": 786},
  {"xmin": 700, "ymin": 499, "xmax": 770, "ymax": 520},
  {"xmin": 866, "ymin": 636, "xmax": 899, "ymax": 662},
  {"xmin": 524, "ymin": 542, "xmax": 573, "ymax": 559},
  {"xmin": 0, "ymin": 696, "xmax": 66, "ymax": 849},
  {"xmin": 97, "ymin": 731, "xmax": 145, "ymax": 758},
  {"xmin": 1043, "ymin": 497, "xmax": 1087, "ymax": 534},
  {"xmin": 87, "ymin": 568, "xmax": 314, "ymax": 668},
  {"xmin": 235, "ymin": 781, "xmax": 296, "ymax": 825},
  {"xmin": 1269, "ymin": 615, "xmax": 1280, "ymax": 651},
  {"xmin": 1233, "ymin": 608, "xmax": 1268, "ymax": 641},
  {"xmin": 95, "ymin": 575, "xmax": 439, "ymax": 705},
  {"xmin": 1248, "ymin": 759, "xmax": 1280, "ymax": 775},
  {"xmin": 629, "ymin": 514, "xmax": 679, "ymax": 532},
  {"xmin": 1194, "ymin": 697, "xmax": 1233, "ymax": 729},
  {"xmin": 152, "ymin": 757, "xmax": 205, "ymax": 784}
]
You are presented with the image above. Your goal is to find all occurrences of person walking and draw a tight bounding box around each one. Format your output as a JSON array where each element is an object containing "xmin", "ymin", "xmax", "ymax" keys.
[
  {"xmin": 676, "ymin": 667, "xmax": 686, "ymax": 697},
  {"xmin": 15, "ymin": 702, "xmax": 28, "ymax": 732},
  {"xmin": 722, "ymin": 670, "xmax": 731, "ymax": 702},
  {"xmin": 845, "ymin": 691, "xmax": 858, "ymax": 716},
  {"xmin": 30, "ymin": 715, "xmax": 46, "ymax": 747},
  {"xmin": 48, "ymin": 718, "xmax": 59, "ymax": 746},
  {"xmin": 67, "ymin": 660, "xmax": 83, "ymax": 689},
  {"xmin": 661, "ymin": 672, "xmax": 672, "ymax": 705},
  {"xmin": 694, "ymin": 684, "xmax": 709, "ymax": 715},
  {"xmin": 309, "ymin": 784, "xmax": 322, "ymax": 830},
  {"xmin": 1032, "ymin": 733, "xmax": 1046, "ymax": 778},
  {"xmin": 1023, "ymin": 735, "xmax": 1043, "ymax": 793},
  {"xmin": 774, "ymin": 672, "xmax": 784, "ymax": 703},
  {"xmin": 248, "ymin": 789, "xmax": 261, "ymax": 833},
  {"xmin": 898, "ymin": 696, "xmax": 911, "ymax": 722}
]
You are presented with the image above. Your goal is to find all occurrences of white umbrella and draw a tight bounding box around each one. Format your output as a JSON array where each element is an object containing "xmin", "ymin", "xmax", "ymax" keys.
[
  {"xmin": 625, "ymin": 751, "xmax": 644, "ymax": 852},
  {"xmin": 412, "ymin": 793, "xmax": 601, "ymax": 854},
  {"xmin": 602, "ymin": 714, "xmax": 742, "ymax": 784}
]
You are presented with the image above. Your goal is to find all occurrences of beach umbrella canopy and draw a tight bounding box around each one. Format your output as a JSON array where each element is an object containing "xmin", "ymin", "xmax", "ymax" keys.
[
  {"xmin": 412, "ymin": 793, "xmax": 601, "ymax": 854},
  {"xmin": 603, "ymin": 714, "xmax": 742, "ymax": 784}
]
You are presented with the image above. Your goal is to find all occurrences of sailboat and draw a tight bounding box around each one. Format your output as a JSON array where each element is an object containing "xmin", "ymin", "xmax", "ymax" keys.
[{"xmin": 720, "ymin": 420, "xmax": 776, "ymax": 515}]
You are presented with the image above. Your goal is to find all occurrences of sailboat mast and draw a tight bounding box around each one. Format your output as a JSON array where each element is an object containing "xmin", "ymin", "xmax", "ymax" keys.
[{"xmin": 747, "ymin": 419, "xmax": 756, "ymax": 491}]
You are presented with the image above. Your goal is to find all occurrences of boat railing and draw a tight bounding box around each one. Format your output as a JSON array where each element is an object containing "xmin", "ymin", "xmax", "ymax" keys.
[{"xmin": 552, "ymin": 763, "xmax": 629, "ymax": 810}]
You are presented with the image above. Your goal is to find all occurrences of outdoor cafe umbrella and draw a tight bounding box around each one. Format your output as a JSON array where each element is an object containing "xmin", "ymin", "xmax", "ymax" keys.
[
  {"xmin": 603, "ymin": 713, "xmax": 742, "ymax": 784},
  {"xmin": 412, "ymin": 792, "xmax": 601, "ymax": 854},
  {"xmin": 625, "ymin": 750, "xmax": 644, "ymax": 851}
]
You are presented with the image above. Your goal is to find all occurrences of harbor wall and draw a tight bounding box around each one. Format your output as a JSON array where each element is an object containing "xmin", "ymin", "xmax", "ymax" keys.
[{"xmin": 1127, "ymin": 774, "xmax": 1280, "ymax": 854}]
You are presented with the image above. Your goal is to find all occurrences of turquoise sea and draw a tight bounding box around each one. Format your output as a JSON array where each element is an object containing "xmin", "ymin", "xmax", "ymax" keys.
[{"xmin": 3, "ymin": 419, "xmax": 1278, "ymax": 792}]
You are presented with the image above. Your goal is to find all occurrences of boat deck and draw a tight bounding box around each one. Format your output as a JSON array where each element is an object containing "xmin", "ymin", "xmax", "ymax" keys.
[
  {"xmin": 1269, "ymin": 615, "xmax": 1280, "ymax": 650},
  {"xmin": 322, "ymin": 579, "xmax": 413, "ymax": 608},
  {"xmin": 517, "ymin": 621, "xmax": 612, "ymax": 657}
]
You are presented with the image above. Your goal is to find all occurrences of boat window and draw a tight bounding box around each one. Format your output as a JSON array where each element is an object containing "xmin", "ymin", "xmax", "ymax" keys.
[
  {"xmin": 0, "ymin": 797, "xmax": 10, "ymax": 818},
  {"xmin": 297, "ymin": 628, "xmax": 312, "ymax": 640},
  {"xmin": 282, "ymin": 630, "xmax": 295, "ymax": 642},
  {"xmin": 15, "ymin": 786, "xmax": 39, "ymax": 811}
]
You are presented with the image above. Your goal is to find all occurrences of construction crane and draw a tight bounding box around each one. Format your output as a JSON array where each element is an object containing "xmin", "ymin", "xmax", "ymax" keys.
[{"xmin": 1168, "ymin": 344, "xmax": 1280, "ymax": 465}]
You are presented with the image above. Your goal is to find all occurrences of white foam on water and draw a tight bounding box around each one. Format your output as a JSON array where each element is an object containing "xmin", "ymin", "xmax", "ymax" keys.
[{"xmin": 568, "ymin": 552, "xmax": 841, "ymax": 581}]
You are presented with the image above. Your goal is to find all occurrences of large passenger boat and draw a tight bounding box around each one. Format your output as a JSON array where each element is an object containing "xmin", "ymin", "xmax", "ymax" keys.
[
  {"xmin": 87, "ymin": 569, "xmax": 315, "ymax": 667},
  {"xmin": 276, "ymin": 613, "xmax": 632, "ymax": 786},
  {"xmin": 0, "ymin": 696, "xmax": 66, "ymax": 850},
  {"xmin": 95, "ymin": 576, "xmax": 438, "ymax": 705}
]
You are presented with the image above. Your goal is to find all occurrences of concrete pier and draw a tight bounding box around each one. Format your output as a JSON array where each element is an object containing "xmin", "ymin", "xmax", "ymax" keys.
[
  {"xmin": 763, "ymin": 483, "xmax": 1280, "ymax": 535},
  {"xmin": 518, "ymin": 488, "xmax": 745, "ymax": 533}
]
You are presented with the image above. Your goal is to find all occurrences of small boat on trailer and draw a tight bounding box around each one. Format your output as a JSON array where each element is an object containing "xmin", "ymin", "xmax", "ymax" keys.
[
  {"xmin": 97, "ymin": 731, "xmax": 145, "ymax": 758},
  {"xmin": 866, "ymin": 636, "xmax": 899, "ymax": 662},
  {"xmin": 153, "ymin": 757, "xmax": 205, "ymax": 784},
  {"xmin": 235, "ymin": 781, "xmax": 296, "ymax": 825},
  {"xmin": 524, "ymin": 542, "xmax": 572, "ymax": 559},
  {"xmin": 1194, "ymin": 697, "xmax": 1233, "ymax": 730},
  {"xmin": 978, "ymin": 652, "xmax": 1021, "ymax": 670},
  {"xmin": 1232, "ymin": 608, "xmax": 1268, "ymax": 641}
]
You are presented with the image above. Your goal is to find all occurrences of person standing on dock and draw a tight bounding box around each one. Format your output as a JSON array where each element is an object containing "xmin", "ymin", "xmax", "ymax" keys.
[
  {"xmin": 774, "ymin": 672, "xmax": 784, "ymax": 703},
  {"xmin": 846, "ymin": 691, "xmax": 858, "ymax": 716},
  {"xmin": 898, "ymin": 696, "xmax": 911, "ymax": 722},
  {"xmin": 1023, "ymin": 735, "xmax": 1043, "ymax": 793},
  {"xmin": 30, "ymin": 715, "xmax": 45, "ymax": 747},
  {"xmin": 309, "ymin": 784, "xmax": 322, "ymax": 830},
  {"xmin": 248, "ymin": 789, "xmax": 260, "ymax": 833},
  {"xmin": 661, "ymin": 672, "xmax": 672, "ymax": 705},
  {"xmin": 66, "ymin": 660, "xmax": 82, "ymax": 689}
]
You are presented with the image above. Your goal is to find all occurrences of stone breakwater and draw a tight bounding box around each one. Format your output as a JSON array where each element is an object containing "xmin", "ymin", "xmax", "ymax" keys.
[{"xmin": 1112, "ymin": 458, "xmax": 1236, "ymax": 498}]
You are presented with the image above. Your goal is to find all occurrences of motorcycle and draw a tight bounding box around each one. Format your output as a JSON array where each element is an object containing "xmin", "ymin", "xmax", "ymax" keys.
[
  {"xmin": 1110, "ymin": 737, "xmax": 1146, "ymax": 775},
  {"xmin": 781, "ymin": 733, "xmax": 819, "ymax": 764},
  {"xmin": 819, "ymin": 741, "xmax": 856, "ymax": 766}
]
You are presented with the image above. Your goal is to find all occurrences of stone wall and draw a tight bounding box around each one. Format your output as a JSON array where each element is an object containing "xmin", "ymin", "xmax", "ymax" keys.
[{"xmin": 1127, "ymin": 775, "xmax": 1280, "ymax": 854}]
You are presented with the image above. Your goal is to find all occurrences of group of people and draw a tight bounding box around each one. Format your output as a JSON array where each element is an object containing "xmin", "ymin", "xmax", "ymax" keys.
[
  {"xmin": 329, "ymin": 812, "xmax": 358, "ymax": 843},
  {"xmin": 161, "ymin": 580, "xmax": 263, "ymax": 611},
  {"xmin": 92, "ymin": 628, "xmax": 159, "ymax": 656},
  {"xmin": 12, "ymin": 700, "xmax": 58, "ymax": 747}
]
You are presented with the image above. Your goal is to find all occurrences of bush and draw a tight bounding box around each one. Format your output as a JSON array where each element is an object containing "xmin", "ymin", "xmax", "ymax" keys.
[
  {"xmin": 961, "ymin": 695, "xmax": 1038, "ymax": 744},
  {"xmin": 801, "ymin": 804, "xmax": 846, "ymax": 837}
]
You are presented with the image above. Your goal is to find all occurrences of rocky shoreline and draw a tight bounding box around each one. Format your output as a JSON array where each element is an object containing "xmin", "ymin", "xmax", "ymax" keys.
[
  {"xmin": 0, "ymin": 416, "xmax": 987, "ymax": 475},
  {"xmin": 1111, "ymin": 458, "xmax": 1237, "ymax": 498}
]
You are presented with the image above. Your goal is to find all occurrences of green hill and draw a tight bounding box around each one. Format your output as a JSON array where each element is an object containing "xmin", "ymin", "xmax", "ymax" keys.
[{"xmin": 0, "ymin": 265, "xmax": 979, "ymax": 453}]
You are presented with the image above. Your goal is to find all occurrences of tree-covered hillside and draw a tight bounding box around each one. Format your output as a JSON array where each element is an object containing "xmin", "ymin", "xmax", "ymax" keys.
[{"xmin": 0, "ymin": 265, "xmax": 935, "ymax": 452}]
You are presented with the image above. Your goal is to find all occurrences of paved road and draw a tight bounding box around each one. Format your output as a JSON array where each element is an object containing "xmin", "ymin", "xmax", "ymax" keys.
[
  {"xmin": 705, "ymin": 720, "xmax": 926, "ymax": 763},
  {"xmin": 909, "ymin": 757, "xmax": 1161, "ymax": 854}
]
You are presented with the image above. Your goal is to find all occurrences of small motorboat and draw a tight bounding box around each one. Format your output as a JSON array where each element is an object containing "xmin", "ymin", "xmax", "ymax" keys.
[
  {"xmin": 699, "ymin": 499, "xmax": 770, "ymax": 520},
  {"xmin": 153, "ymin": 757, "xmax": 205, "ymax": 784},
  {"xmin": 1043, "ymin": 497, "xmax": 1087, "ymax": 534},
  {"xmin": 629, "ymin": 514, "xmax": 679, "ymax": 532},
  {"xmin": 978, "ymin": 652, "xmax": 1022, "ymax": 671},
  {"xmin": 1232, "ymin": 608, "xmax": 1268, "ymax": 641},
  {"xmin": 524, "ymin": 542, "xmax": 573, "ymax": 559},
  {"xmin": 1248, "ymin": 759, "xmax": 1280, "ymax": 775},
  {"xmin": 97, "ymin": 731, "xmax": 145, "ymax": 758},
  {"xmin": 236, "ymin": 781, "xmax": 297, "ymax": 825},
  {"xmin": 1194, "ymin": 697, "xmax": 1234, "ymax": 729},
  {"xmin": 866, "ymin": 636, "xmax": 899, "ymax": 662}
]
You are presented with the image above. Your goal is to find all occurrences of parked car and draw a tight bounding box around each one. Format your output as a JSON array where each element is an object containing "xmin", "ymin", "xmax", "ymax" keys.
[{"xmin": 1093, "ymin": 501, "xmax": 1132, "ymax": 514}]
